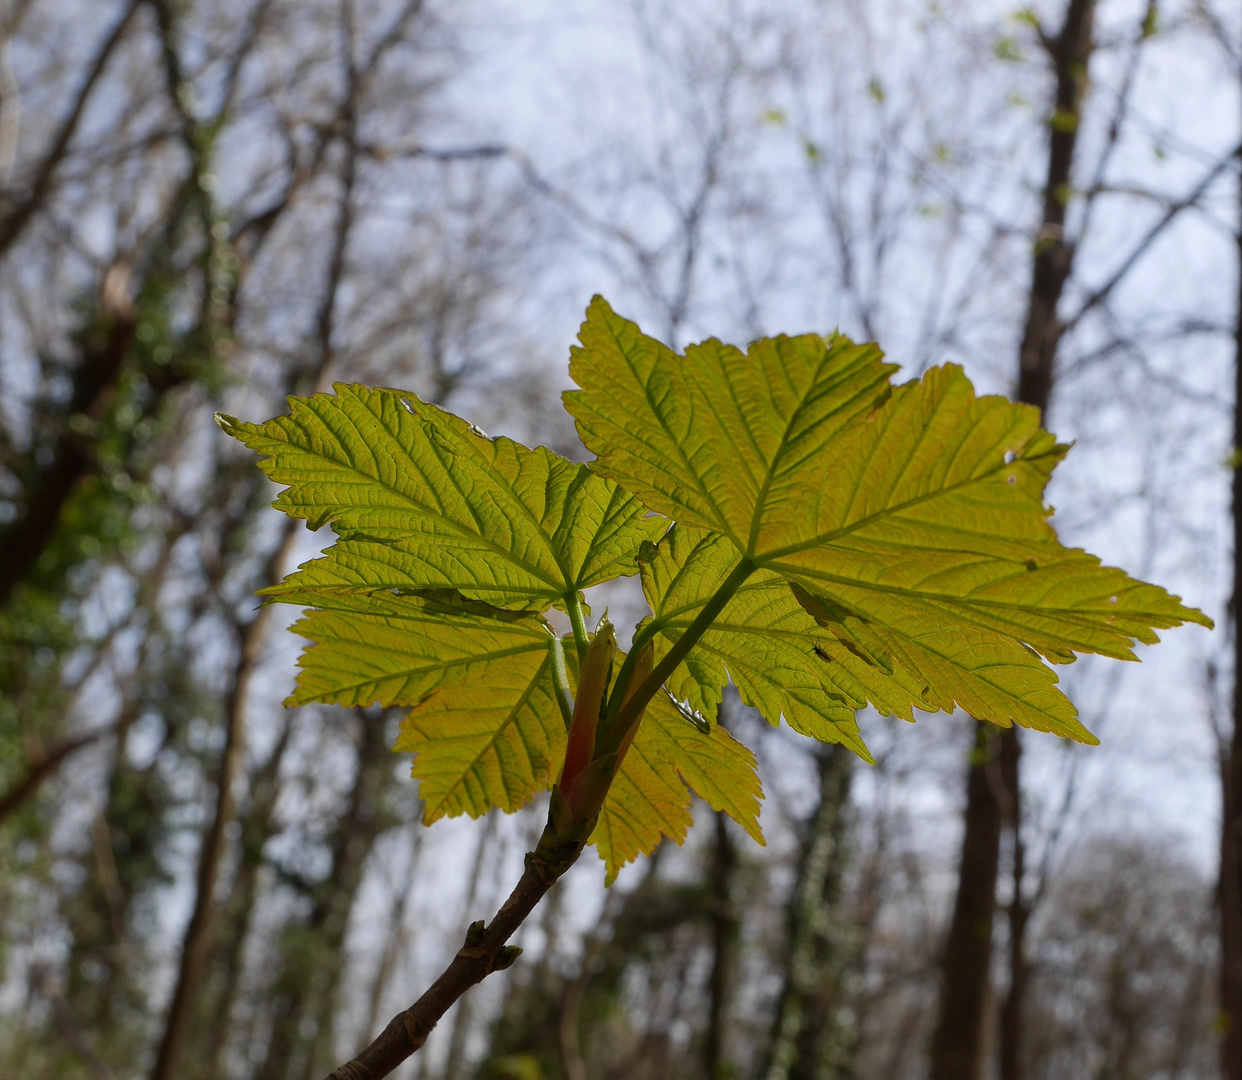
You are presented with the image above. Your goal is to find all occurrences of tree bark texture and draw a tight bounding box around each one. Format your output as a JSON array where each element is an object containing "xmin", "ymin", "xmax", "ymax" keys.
[
  {"xmin": 147, "ymin": 590, "xmax": 277, "ymax": 1080},
  {"xmin": 928, "ymin": 4, "xmax": 1095, "ymax": 1077}
]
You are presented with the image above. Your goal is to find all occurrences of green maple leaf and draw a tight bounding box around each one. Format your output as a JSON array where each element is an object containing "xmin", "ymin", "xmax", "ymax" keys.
[
  {"xmin": 566, "ymin": 297, "xmax": 1211, "ymax": 746},
  {"xmin": 220, "ymin": 384, "xmax": 766, "ymax": 872},
  {"xmin": 282, "ymin": 584, "xmax": 762, "ymax": 868},
  {"xmin": 220, "ymin": 297, "xmax": 1210, "ymax": 885},
  {"xmin": 217, "ymin": 383, "xmax": 665, "ymax": 611},
  {"xmin": 285, "ymin": 588, "xmax": 562, "ymax": 819}
]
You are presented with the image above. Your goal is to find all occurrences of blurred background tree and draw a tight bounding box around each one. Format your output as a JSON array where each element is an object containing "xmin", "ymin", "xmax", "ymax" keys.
[{"xmin": 0, "ymin": 1, "xmax": 1234, "ymax": 1079}]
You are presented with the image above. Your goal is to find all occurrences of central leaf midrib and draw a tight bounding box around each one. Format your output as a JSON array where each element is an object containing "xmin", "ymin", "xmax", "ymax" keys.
[{"xmin": 743, "ymin": 349, "xmax": 859, "ymax": 557}]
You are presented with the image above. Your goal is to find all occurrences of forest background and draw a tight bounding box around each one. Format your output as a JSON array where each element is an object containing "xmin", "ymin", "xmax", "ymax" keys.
[{"xmin": 0, "ymin": 0, "xmax": 1238, "ymax": 1078}]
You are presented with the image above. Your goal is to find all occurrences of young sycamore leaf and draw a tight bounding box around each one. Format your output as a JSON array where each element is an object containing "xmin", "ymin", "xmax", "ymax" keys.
[
  {"xmin": 216, "ymin": 383, "xmax": 665, "ymax": 612},
  {"xmin": 281, "ymin": 587, "xmax": 564, "ymax": 819},
  {"xmin": 267, "ymin": 577, "xmax": 762, "ymax": 876},
  {"xmin": 566, "ymin": 297, "xmax": 1211, "ymax": 745},
  {"xmin": 218, "ymin": 297, "xmax": 1209, "ymax": 887},
  {"xmin": 640, "ymin": 525, "xmax": 1083, "ymax": 747}
]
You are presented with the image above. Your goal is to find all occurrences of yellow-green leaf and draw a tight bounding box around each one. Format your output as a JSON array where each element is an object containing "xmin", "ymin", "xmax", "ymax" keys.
[
  {"xmin": 640, "ymin": 526, "xmax": 874, "ymax": 757},
  {"xmin": 567, "ymin": 297, "xmax": 894, "ymax": 550},
  {"xmin": 217, "ymin": 383, "xmax": 665, "ymax": 611},
  {"xmin": 567, "ymin": 299, "xmax": 1211, "ymax": 742},
  {"xmin": 286, "ymin": 588, "xmax": 563, "ymax": 822},
  {"xmin": 397, "ymin": 652, "xmax": 563, "ymax": 822},
  {"xmin": 592, "ymin": 691, "xmax": 763, "ymax": 884}
]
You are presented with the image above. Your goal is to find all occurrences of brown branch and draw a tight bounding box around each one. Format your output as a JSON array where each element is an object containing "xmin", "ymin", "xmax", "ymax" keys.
[
  {"xmin": 323, "ymin": 849, "xmax": 572, "ymax": 1080},
  {"xmin": 1061, "ymin": 140, "xmax": 1242, "ymax": 336},
  {"xmin": 0, "ymin": 725, "xmax": 113, "ymax": 824},
  {"xmin": 0, "ymin": 0, "xmax": 141, "ymax": 259}
]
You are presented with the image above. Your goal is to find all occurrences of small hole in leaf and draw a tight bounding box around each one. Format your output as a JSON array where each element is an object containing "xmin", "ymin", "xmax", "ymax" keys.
[
  {"xmin": 1108, "ymin": 595, "xmax": 1118, "ymax": 604},
  {"xmin": 1006, "ymin": 475, "xmax": 1016, "ymax": 484},
  {"xmin": 1004, "ymin": 451, "xmax": 1016, "ymax": 464}
]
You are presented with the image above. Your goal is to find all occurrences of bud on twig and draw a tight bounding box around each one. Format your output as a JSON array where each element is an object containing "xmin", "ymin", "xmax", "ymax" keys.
[{"xmin": 558, "ymin": 620, "xmax": 615, "ymax": 804}]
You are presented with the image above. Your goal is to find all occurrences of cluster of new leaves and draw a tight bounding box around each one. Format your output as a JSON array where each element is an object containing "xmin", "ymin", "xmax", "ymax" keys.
[{"xmin": 219, "ymin": 297, "xmax": 1208, "ymax": 881}]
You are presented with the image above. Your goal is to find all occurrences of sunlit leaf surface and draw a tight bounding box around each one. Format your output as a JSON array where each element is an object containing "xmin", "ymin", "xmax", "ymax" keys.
[{"xmin": 566, "ymin": 297, "xmax": 1210, "ymax": 745}]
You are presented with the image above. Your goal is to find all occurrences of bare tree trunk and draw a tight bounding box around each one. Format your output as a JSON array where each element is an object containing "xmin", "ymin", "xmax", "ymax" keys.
[
  {"xmin": 1221, "ymin": 64, "xmax": 1242, "ymax": 1080},
  {"xmin": 929, "ymin": 5, "xmax": 1096, "ymax": 1077},
  {"xmin": 930, "ymin": 724, "xmax": 1005, "ymax": 1080},
  {"xmin": 998, "ymin": 729, "xmax": 1028, "ymax": 1080},
  {"xmin": 704, "ymin": 809, "xmax": 738, "ymax": 1080},
  {"xmin": 249, "ymin": 709, "xmax": 396, "ymax": 1080},
  {"xmin": 147, "ymin": 551, "xmax": 287, "ymax": 1080},
  {"xmin": 761, "ymin": 743, "xmax": 855, "ymax": 1080},
  {"xmin": 198, "ymin": 717, "xmax": 296, "ymax": 1080}
]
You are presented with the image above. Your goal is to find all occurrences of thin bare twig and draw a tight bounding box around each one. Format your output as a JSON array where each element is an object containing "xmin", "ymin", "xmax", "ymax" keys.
[
  {"xmin": 323, "ymin": 852, "xmax": 572, "ymax": 1080},
  {"xmin": 0, "ymin": 0, "xmax": 141, "ymax": 259}
]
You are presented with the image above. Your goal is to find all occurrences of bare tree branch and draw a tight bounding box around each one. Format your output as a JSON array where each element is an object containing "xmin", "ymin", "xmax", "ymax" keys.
[
  {"xmin": 1062, "ymin": 140, "xmax": 1242, "ymax": 335},
  {"xmin": 323, "ymin": 850, "xmax": 571, "ymax": 1080},
  {"xmin": 0, "ymin": 725, "xmax": 114, "ymax": 825},
  {"xmin": 0, "ymin": 0, "xmax": 141, "ymax": 259}
]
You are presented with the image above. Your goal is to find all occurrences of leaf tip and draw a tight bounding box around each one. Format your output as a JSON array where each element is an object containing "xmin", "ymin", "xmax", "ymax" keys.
[{"xmin": 1188, "ymin": 607, "xmax": 1215, "ymax": 631}]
